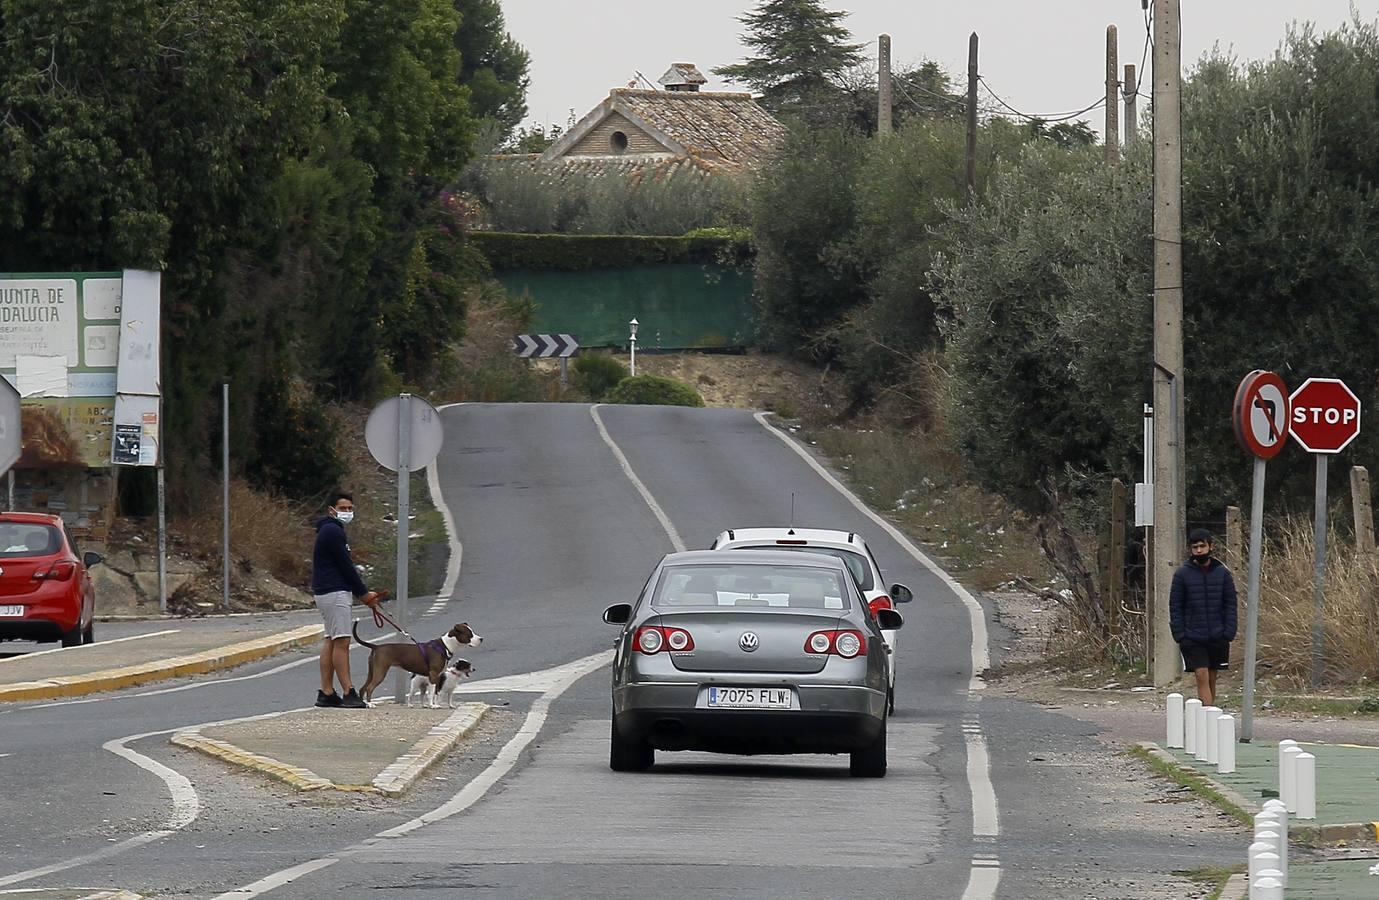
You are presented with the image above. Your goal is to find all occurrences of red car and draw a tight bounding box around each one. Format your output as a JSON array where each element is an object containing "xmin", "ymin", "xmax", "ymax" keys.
[{"xmin": 0, "ymin": 513, "xmax": 100, "ymax": 647}]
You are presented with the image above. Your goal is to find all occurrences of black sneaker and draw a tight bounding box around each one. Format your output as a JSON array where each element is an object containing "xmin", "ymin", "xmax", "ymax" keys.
[
  {"xmin": 339, "ymin": 689, "xmax": 367, "ymax": 709},
  {"xmin": 315, "ymin": 690, "xmax": 342, "ymax": 708}
]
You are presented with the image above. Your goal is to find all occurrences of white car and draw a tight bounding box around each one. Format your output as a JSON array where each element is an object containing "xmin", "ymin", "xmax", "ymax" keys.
[{"xmin": 709, "ymin": 527, "xmax": 913, "ymax": 712}]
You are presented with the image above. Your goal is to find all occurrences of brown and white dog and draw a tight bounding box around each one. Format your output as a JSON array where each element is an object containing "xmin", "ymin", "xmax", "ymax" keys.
[
  {"xmin": 406, "ymin": 658, "xmax": 475, "ymax": 708},
  {"xmin": 352, "ymin": 621, "xmax": 484, "ymax": 705}
]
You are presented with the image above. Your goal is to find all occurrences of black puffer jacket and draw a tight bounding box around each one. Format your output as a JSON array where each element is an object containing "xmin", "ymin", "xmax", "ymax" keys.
[{"xmin": 1169, "ymin": 557, "xmax": 1238, "ymax": 643}]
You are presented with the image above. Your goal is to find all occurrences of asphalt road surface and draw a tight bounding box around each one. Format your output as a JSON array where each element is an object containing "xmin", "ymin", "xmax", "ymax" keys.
[{"xmin": 0, "ymin": 403, "xmax": 1240, "ymax": 899}]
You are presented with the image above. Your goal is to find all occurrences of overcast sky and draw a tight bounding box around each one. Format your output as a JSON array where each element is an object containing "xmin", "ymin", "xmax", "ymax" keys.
[{"xmin": 499, "ymin": 1, "xmax": 1379, "ymax": 137}]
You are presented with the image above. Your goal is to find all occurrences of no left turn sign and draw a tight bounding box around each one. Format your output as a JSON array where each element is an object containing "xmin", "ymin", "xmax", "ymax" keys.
[{"xmin": 1233, "ymin": 370, "xmax": 1290, "ymax": 459}]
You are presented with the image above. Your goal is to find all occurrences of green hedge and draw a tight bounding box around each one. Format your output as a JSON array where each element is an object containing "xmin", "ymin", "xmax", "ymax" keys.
[
  {"xmin": 471, "ymin": 232, "xmax": 751, "ymax": 271},
  {"xmin": 606, "ymin": 375, "xmax": 705, "ymax": 408}
]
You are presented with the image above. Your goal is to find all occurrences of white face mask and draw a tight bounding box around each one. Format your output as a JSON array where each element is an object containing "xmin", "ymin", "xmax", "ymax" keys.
[{"xmin": 335, "ymin": 510, "xmax": 354, "ymax": 525}]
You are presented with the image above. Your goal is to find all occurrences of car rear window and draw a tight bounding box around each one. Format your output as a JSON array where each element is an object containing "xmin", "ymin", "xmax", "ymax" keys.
[
  {"xmin": 0, "ymin": 523, "xmax": 60, "ymax": 558},
  {"xmin": 732, "ymin": 544, "xmax": 873, "ymax": 591},
  {"xmin": 654, "ymin": 564, "xmax": 851, "ymax": 610}
]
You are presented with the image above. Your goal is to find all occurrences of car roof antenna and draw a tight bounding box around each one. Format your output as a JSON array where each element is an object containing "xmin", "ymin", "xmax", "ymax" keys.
[{"xmin": 788, "ymin": 494, "xmax": 795, "ymax": 534}]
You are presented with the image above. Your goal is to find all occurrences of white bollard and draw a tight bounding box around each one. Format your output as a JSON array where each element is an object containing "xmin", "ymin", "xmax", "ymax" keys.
[
  {"xmin": 1248, "ymin": 844, "xmax": 1279, "ymax": 884},
  {"xmin": 1184, "ymin": 698, "xmax": 1202, "ymax": 754},
  {"xmin": 1277, "ymin": 739, "xmax": 1298, "ymax": 796},
  {"xmin": 1203, "ymin": 707, "xmax": 1221, "ymax": 764},
  {"xmin": 1252, "ymin": 873, "xmax": 1284, "ymax": 900},
  {"xmin": 1217, "ymin": 714, "xmax": 1237, "ymax": 773},
  {"xmin": 1194, "ymin": 702, "xmax": 1209, "ymax": 760},
  {"xmin": 1281, "ymin": 745, "xmax": 1304, "ymax": 813},
  {"xmin": 1262, "ymin": 799, "xmax": 1288, "ymax": 877},
  {"xmin": 1253, "ymin": 829, "xmax": 1281, "ymax": 885},
  {"xmin": 1295, "ymin": 752, "xmax": 1316, "ymax": 820},
  {"xmin": 1167, "ymin": 692, "xmax": 1185, "ymax": 748}
]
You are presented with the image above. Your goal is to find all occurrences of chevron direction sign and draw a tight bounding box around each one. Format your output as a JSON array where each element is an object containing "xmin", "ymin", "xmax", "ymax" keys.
[{"xmin": 512, "ymin": 333, "xmax": 579, "ymax": 359}]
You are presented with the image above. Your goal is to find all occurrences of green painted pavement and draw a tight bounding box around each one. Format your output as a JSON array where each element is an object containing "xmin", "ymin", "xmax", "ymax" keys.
[
  {"xmin": 1285, "ymin": 858, "xmax": 1379, "ymax": 898},
  {"xmin": 1169, "ymin": 742, "xmax": 1379, "ymax": 827}
]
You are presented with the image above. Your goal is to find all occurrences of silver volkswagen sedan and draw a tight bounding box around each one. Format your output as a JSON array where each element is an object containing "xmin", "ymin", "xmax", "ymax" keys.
[{"xmin": 603, "ymin": 549, "xmax": 903, "ymax": 777}]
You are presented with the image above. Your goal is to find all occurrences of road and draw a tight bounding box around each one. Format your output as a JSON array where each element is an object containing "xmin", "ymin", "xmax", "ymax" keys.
[{"xmin": 0, "ymin": 403, "xmax": 1240, "ymax": 898}]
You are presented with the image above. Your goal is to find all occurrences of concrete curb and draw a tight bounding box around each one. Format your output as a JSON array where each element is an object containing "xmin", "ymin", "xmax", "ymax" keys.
[
  {"xmin": 0, "ymin": 624, "xmax": 324, "ymax": 703},
  {"xmin": 1218, "ymin": 872, "xmax": 1247, "ymax": 900},
  {"xmin": 170, "ymin": 701, "xmax": 489, "ymax": 797},
  {"xmin": 373, "ymin": 702, "xmax": 488, "ymax": 796},
  {"xmin": 1138, "ymin": 741, "xmax": 1379, "ymax": 848}
]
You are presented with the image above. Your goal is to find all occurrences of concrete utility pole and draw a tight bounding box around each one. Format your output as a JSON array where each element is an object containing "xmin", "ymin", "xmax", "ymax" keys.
[
  {"xmin": 1123, "ymin": 63, "xmax": 1138, "ymax": 146},
  {"xmin": 1151, "ymin": 0, "xmax": 1186, "ymax": 685},
  {"xmin": 966, "ymin": 32, "xmax": 979, "ymax": 201},
  {"xmin": 1105, "ymin": 25, "xmax": 1120, "ymax": 164},
  {"xmin": 878, "ymin": 34, "xmax": 893, "ymax": 136}
]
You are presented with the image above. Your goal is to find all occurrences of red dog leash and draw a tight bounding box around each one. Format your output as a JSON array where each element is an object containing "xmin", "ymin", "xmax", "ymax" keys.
[{"xmin": 363, "ymin": 592, "xmax": 448, "ymax": 662}]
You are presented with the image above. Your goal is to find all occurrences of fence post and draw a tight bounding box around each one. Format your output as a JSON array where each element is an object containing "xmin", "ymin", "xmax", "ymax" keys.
[
  {"xmin": 1108, "ymin": 479, "xmax": 1126, "ymax": 639},
  {"xmin": 1225, "ymin": 505, "xmax": 1243, "ymax": 572},
  {"xmin": 1353, "ymin": 465, "xmax": 1376, "ymax": 558}
]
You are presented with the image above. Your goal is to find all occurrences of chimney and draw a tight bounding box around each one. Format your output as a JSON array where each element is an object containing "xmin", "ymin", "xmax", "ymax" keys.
[{"xmin": 658, "ymin": 63, "xmax": 707, "ymax": 92}]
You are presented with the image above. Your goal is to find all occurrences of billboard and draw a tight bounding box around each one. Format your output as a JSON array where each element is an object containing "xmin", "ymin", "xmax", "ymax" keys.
[{"xmin": 0, "ymin": 271, "xmax": 157, "ymax": 468}]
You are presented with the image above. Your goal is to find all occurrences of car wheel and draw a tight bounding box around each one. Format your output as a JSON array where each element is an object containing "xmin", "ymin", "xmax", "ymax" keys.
[
  {"xmin": 850, "ymin": 714, "xmax": 887, "ymax": 778},
  {"xmin": 60, "ymin": 623, "xmax": 83, "ymax": 648},
  {"xmin": 609, "ymin": 715, "xmax": 653, "ymax": 772},
  {"xmin": 887, "ymin": 685, "xmax": 895, "ymax": 715},
  {"xmin": 82, "ymin": 620, "xmax": 94, "ymax": 644}
]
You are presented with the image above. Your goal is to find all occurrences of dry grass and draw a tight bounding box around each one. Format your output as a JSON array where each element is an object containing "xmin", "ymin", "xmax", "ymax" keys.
[
  {"xmin": 1257, "ymin": 515, "xmax": 1379, "ymax": 686},
  {"xmin": 444, "ymin": 287, "xmax": 560, "ymax": 403},
  {"xmin": 173, "ymin": 477, "xmax": 315, "ymax": 590}
]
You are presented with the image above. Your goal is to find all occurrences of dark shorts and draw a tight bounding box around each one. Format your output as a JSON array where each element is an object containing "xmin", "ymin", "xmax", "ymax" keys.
[{"xmin": 1180, "ymin": 639, "xmax": 1230, "ymax": 672}]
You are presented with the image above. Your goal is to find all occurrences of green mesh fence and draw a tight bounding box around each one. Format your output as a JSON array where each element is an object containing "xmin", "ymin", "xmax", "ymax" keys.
[{"xmin": 494, "ymin": 264, "xmax": 757, "ymax": 350}]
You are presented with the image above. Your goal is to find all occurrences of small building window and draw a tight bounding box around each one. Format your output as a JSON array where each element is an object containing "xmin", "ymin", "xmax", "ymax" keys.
[{"xmin": 610, "ymin": 130, "xmax": 629, "ymax": 154}]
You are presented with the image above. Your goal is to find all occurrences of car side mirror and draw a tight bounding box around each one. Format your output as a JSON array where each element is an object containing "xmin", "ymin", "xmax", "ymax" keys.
[
  {"xmin": 83, "ymin": 551, "xmax": 103, "ymax": 568},
  {"xmin": 875, "ymin": 608, "xmax": 904, "ymax": 630},
  {"xmin": 890, "ymin": 583, "xmax": 913, "ymax": 604},
  {"xmin": 602, "ymin": 603, "xmax": 633, "ymax": 626}
]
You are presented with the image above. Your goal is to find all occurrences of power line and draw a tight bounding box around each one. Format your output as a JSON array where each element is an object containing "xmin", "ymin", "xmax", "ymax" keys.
[{"xmin": 977, "ymin": 77, "xmax": 1106, "ymax": 123}]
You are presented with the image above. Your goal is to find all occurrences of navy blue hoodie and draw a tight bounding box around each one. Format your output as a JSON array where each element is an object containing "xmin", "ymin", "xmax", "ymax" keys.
[
  {"xmin": 1169, "ymin": 557, "xmax": 1238, "ymax": 644},
  {"xmin": 312, "ymin": 516, "xmax": 368, "ymax": 597}
]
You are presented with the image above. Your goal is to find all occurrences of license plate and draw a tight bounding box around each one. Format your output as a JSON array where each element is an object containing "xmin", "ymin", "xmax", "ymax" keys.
[
  {"xmin": 707, "ymin": 687, "xmax": 792, "ymax": 709},
  {"xmin": 0, "ymin": 605, "xmax": 23, "ymax": 617}
]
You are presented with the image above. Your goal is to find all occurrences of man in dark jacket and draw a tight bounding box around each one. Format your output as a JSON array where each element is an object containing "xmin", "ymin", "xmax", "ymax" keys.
[
  {"xmin": 312, "ymin": 491, "xmax": 378, "ymax": 708},
  {"xmin": 1169, "ymin": 528, "xmax": 1238, "ymax": 706}
]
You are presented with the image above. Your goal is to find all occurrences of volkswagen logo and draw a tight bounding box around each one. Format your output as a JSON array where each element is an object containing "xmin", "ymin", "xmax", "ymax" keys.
[{"xmin": 738, "ymin": 632, "xmax": 760, "ymax": 653}]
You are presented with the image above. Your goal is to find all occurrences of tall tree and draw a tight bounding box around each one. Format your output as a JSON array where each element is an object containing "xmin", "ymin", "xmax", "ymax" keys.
[
  {"xmin": 713, "ymin": 0, "xmax": 863, "ymax": 117},
  {"xmin": 454, "ymin": 0, "xmax": 531, "ymax": 139}
]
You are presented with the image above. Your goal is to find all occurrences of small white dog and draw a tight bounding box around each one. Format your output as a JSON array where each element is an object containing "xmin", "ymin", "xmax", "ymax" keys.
[{"xmin": 405, "ymin": 658, "xmax": 475, "ymax": 709}]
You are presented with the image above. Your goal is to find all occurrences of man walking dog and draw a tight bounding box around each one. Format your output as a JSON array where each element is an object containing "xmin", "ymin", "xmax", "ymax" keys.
[
  {"xmin": 1169, "ymin": 528, "xmax": 1238, "ymax": 707},
  {"xmin": 312, "ymin": 491, "xmax": 379, "ymax": 708}
]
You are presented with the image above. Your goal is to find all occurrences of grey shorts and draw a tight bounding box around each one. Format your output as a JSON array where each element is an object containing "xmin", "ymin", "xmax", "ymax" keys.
[{"xmin": 314, "ymin": 590, "xmax": 354, "ymax": 639}]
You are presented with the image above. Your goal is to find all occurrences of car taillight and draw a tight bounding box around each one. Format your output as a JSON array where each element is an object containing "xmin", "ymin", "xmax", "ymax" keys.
[
  {"xmin": 633, "ymin": 626, "xmax": 695, "ymax": 654},
  {"xmin": 34, "ymin": 562, "xmax": 75, "ymax": 582},
  {"xmin": 803, "ymin": 630, "xmax": 867, "ymax": 659},
  {"xmin": 868, "ymin": 596, "xmax": 893, "ymax": 617}
]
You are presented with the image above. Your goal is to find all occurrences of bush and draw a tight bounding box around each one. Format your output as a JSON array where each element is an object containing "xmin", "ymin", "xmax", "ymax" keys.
[
  {"xmin": 573, "ymin": 354, "xmax": 628, "ymax": 400},
  {"xmin": 606, "ymin": 375, "xmax": 705, "ymax": 408}
]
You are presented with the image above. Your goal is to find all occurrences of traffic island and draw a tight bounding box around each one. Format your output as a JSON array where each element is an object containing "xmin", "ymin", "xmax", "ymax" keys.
[
  {"xmin": 0, "ymin": 623, "xmax": 324, "ymax": 702},
  {"xmin": 172, "ymin": 702, "xmax": 489, "ymax": 796}
]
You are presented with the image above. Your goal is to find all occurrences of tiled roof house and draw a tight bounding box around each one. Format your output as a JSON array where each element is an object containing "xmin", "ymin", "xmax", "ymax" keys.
[{"xmin": 484, "ymin": 64, "xmax": 786, "ymax": 183}]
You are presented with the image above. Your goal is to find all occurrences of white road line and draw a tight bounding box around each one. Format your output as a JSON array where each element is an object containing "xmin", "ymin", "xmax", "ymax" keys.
[
  {"xmin": 754, "ymin": 412, "xmax": 991, "ymax": 686},
  {"xmin": 752, "ymin": 412, "xmax": 1001, "ymax": 900},
  {"xmin": 212, "ymin": 858, "xmax": 339, "ymax": 899},
  {"xmin": 0, "ymin": 727, "xmax": 200, "ymax": 888},
  {"xmin": 212, "ymin": 650, "xmax": 614, "ymax": 898},
  {"xmin": 589, "ymin": 405, "xmax": 686, "ymax": 552},
  {"xmin": 0, "ymin": 629, "xmax": 180, "ymax": 664},
  {"xmin": 426, "ymin": 454, "xmax": 464, "ymax": 605}
]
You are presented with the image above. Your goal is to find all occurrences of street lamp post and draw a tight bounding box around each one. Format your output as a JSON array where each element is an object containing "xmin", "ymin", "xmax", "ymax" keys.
[{"xmin": 629, "ymin": 318, "xmax": 639, "ymax": 377}]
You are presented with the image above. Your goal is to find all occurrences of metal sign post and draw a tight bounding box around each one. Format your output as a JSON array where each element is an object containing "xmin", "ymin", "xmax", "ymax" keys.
[
  {"xmin": 223, "ymin": 382, "xmax": 231, "ymax": 612},
  {"xmin": 365, "ymin": 395, "xmax": 444, "ymax": 703},
  {"xmin": 1232, "ymin": 370, "xmax": 1290, "ymax": 740}
]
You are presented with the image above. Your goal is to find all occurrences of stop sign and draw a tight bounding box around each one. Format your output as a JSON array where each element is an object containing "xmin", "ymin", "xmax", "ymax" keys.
[{"xmin": 1289, "ymin": 378, "xmax": 1362, "ymax": 453}]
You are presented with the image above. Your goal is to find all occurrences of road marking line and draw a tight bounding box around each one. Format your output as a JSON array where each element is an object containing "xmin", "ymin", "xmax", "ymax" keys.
[
  {"xmin": 211, "ymin": 650, "xmax": 614, "ymax": 898},
  {"xmin": 0, "ymin": 629, "xmax": 180, "ymax": 664},
  {"xmin": 753, "ymin": 412, "xmax": 1000, "ymax": 899},
  {"xmin": 212, "ymin": 858, "xmax": 339, "ymax": 899},
  {"xmin": 754, "ymin": 412, "xmax": 991, "ymax": 686},
  {"xmin": 426, "ymin": 453, "xmax": 464, "ymax": 606},
  {"xmin": 0, "ymin": 726, "xmax": 200, "ymax": 888},
  {"xmin": 589, "ymin": 405, "xmax": 686, "ymax": 552}
]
